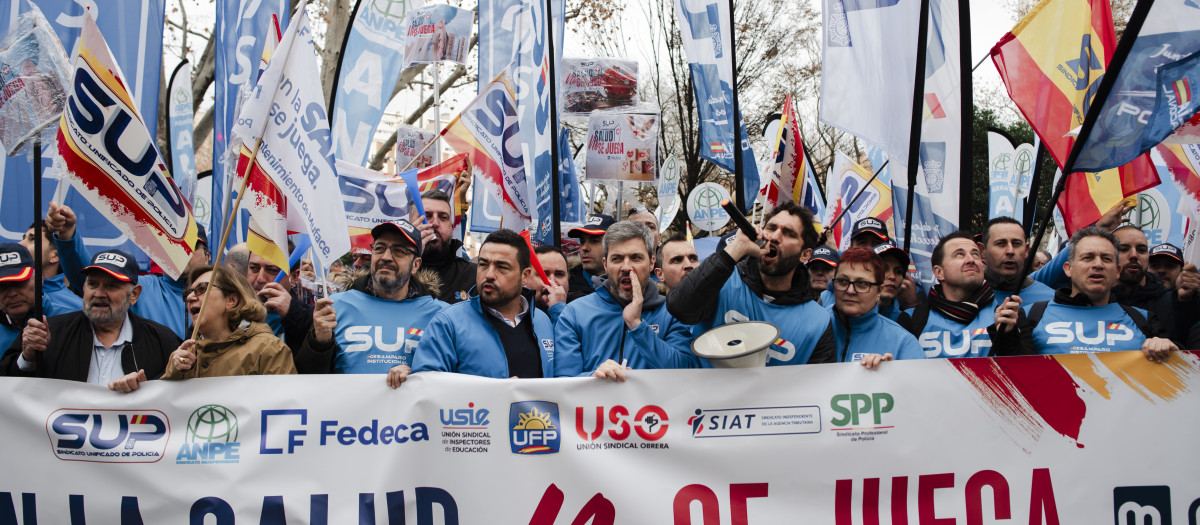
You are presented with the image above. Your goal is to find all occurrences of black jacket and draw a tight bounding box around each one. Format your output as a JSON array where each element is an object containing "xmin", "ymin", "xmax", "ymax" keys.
[
  {"xmin": 0, "ymin": 311, "xmax": 179, "ymax": 381},
  {"xmin": 421, "ymin": 239, "xmax": 476, "ymax": 304},
  {"xmin": 667, "ymin": 250, "xmax": 835, "ymax": 363},
  {"xmin": 1112, "ymin": 273, "xmax": 1177, "ymax": 343}
]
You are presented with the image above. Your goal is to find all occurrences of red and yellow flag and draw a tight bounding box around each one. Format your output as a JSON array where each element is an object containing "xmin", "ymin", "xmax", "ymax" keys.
[{"xmin": 1058, "ymin": 161, "xmax": 1160, "ymax": 234}]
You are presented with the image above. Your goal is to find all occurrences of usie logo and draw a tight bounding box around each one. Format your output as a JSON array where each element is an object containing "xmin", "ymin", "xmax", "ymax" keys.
[
  {"xmin": 509, "ymin": 401, "xmax": 560, "ymax": 455},
  {"xmin": 440, "ymin": 402, "xmax": 490, "ymax": 428},
  {"xmin": 47, "ymin": 409, "xmax": 170, "ymax": 463}
]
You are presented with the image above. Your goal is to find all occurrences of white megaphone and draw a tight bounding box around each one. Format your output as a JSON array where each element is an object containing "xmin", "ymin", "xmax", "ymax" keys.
[{"xmin": 691, "ymin": 322, "xmax": 779, "ymax": 368}]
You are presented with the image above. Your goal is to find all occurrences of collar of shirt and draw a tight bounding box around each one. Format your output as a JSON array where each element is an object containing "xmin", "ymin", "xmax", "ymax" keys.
[
  {"xmin": 92, "ymin": 314, "xmax": 134, "ymax": 349},
  {"xmin": 485, "ymin": 295, "xmax": 530, "ymax": 328}
]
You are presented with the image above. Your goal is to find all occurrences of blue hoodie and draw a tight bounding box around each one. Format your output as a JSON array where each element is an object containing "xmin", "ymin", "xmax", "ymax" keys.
[
  {"xmin": 326, "ymin": 288, "xmax": 448, "ymax": 374},
  {"xmin": 555, "ymin": 280, "xmax": 696, "ymax": 377},
  {"xmin": 54, "ymin": 233, "xmax": 189, "ymax": 338},
  {"xmin": 1030, "ymin": 301, "xmax": 1149, "ymax": 355},
  {"xmin": 413, "ymin": 293, "xmax": 556, "ymax": 378},
  {"xmin": 832, "ymin": 306, "xmax": 925, "ymax": 363},
  {"xmin": 909, "ymin": 296, "xmax": 1001, "ymax": 358}
]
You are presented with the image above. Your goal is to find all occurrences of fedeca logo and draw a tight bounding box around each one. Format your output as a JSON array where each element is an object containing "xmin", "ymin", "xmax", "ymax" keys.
[
  {"xmin": 177, "ymin": 404, "xmax": 240, "ymax": 465},
  {"xmin": 509, "ymin": 401, "xmax": 561, "ymax": 455},
  {"xmin": 1114, "ymin": 486, "xmax": 1172, "ymax": 525},
  {"xmin": 46, "ymin": 409, "xmax": 169, "ymax": 463}
]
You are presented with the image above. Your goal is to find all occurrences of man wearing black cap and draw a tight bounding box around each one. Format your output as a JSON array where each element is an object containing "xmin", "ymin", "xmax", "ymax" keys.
[
  {"xmin": 1149, "ymin": 243, "xmax": 1185, "ymax": 291},
  {"xmin": 44, "ymin": 201, "xmax": 211, "ymax": 339},
  {"xmin": 0, "ymin": 244, "xmax": 83, "ymax": 352},
  {"xmin": 298, "ymin": 220, "xmax": 448, "ymax": 378},
  {"xmin": 566, "ymin": 213, "xmax": 617, "ymax": 302},
  {"xmin": 810, "ymin": 246, "xmax": 838, "ymax": 306},
  {"xmin": 1, "ymin": 249, "xmax": 178, "ymax": 384},
  {"xmin": 1145, "ymin": 242, "xmax": 1200, "ymax": 343},
  {"xmin": 849, "ymin": 218, "xmax": 890, "ymax": 249},
  {"xmin": 872, "ymin": 241, "xmax": 919, "ymax": 321}
]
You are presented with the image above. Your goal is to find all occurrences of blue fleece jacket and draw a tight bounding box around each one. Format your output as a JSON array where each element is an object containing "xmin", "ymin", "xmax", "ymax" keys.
[
  {"xmin": 909, "ymin": 296, "xmax": 1001, "ymax": 358},
  {"xmin": 55, "ymin": 232, "xmax": 190, "ymax": 338},
  {"xmin": 554, "ymin": 281, "xmax": 696, "ymax": 377},
  {"xmin": 1030, "ymin": 301, "xmax": 1148, "ymax": 355},
  {"xmin": 327, "ymin": 288, "xmax": 448, "ymax": 374},
  {"xmin": 413, "ymin": 294, "xmax": 555, "ymax": 378},
  {"xmin": 832, "ymin": 306, "xmax": 926, "ymax": 363}
]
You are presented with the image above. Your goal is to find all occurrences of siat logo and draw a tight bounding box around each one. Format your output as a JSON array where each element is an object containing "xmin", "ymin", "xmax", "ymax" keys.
[
  {"xmin": 509, "ymin": 401, "xmax": 561, "ymax": 455},
  {"xmin": 47, "ymin": 409, "xmax": 170, "ymax": 463}
]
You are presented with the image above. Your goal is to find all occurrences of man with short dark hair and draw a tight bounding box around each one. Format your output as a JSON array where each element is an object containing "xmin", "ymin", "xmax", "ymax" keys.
[
  {"xmin": 1007, "ymin": 226, "xmax": 1176, "ymax": 361},
  {"xmin": 566, "ymin": 213, "xmax": 617, "ymax": 301},
  {"xmin": 45, "ymin": 202, "xmax": 210, "ymax": 339},
  {"xmin": 299, "ymin": 220, "xmax": 448, "ymax": 377},
  {"xmin": 410, "ymin": 229, "xmax": 556, "ymax": 382},
  {"xmin": 849, "ymin": 218, "xmax": 890, "ymax": 249},
  {"xmin": 557, "ymin": 221, "xmax": 696, "ymax": 380},
  {"xmin": 669, "ymin": 201, "xmax": 835, "ymax": 366},
  {"xmin": 808, "ymin": 246, "xmax": 838, "ymax": 303},
  {"xmin": 1, "ymin": 250, "xmax": 178, "ymax": 384},
  {"xmin": 0, "ymin": 244, "xmax": 82, "ymax": 351},
  {"xmin": 655, "ymin": 234, "xmax": 698, "ymax": 294},
  {"xmin": 871, "ymin": 241, "xmax": 916, "ymax": 320},
  {"xmin": 417, "ymin": 189, "xmax": 476, "ymax": 303},
  {"xmin": 627, "ymin": 208, "xmax": 661, "ymax": 247},
  {"xmin": 1148, "ymin": 243, "xmax": 1184, "ymax": 291},
  {"xmin": 20, "ymin": 223, "xmax": 73, "ymax": 300},
  {"xmin": 527, "ymin": 245, "xmax": 570, "ymax": 321},
  {"xmin": 1111, "ymin": 225, "xmax": 1175, "ymax": 341},
  {"xmin": 898, "ymin": 232, "xmax": 1024, "ymax": 358},
  {"xmin": 980, "ymin": 216, "xmax": 1056, "ymax": 305}
]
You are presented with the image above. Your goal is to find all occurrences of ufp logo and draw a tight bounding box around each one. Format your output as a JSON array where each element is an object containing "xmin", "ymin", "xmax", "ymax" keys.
[
  {"xmin": 509, "ymin": 401, "xmax": 560, "ymax": 455},
  {"xmin": 1114, "ymin": 486, "xmax": 1172, "ymax": 525},
  {"xmin": 47, "ymin": 409, "xmax": 169, "ymax": 463},
  {"xmin": 177, "ymin": 404, "xmax": 240, "ymax": 465}
]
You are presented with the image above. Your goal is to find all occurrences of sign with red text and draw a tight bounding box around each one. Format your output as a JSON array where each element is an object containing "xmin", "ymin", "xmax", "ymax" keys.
[{"xmin": 0, "ymin": 352, "xmax": 1197, "ymax": 522}]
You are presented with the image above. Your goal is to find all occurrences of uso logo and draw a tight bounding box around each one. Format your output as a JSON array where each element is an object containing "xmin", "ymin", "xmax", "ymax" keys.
[
  {"xmin": 509, "ymin": 401, "xmax": 560, "ymax": 455},
  {"xmin": 46, "ymin": 409, "xmax": 170, "ymax": 463}
]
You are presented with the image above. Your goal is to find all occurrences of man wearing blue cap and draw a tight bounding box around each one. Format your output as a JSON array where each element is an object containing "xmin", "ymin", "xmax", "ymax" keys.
[
  {"xmin": 298, "ymin": 220, "xmax": 448, "ymax": 379},
  {"xmin": 1, "ymin": 249, "xmax": 178, "ymax": 384},
  {"xmin": 0, "ymin": 244, "xmax": 82, "ymax": 351},
  {"xmin": 44, "ymin": 201, "xmax": 212, "ymax": 338}
]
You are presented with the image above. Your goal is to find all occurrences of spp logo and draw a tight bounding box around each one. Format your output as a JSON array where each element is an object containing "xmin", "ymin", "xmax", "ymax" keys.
[
  {"xmin": 177, "ymin": 404, "xmax": 240, "ymax": 465},
  {"xmin": 510, "ymin": 401, "xmax": 561, "ymax": 455},
  {"xmin": 440, "ymin": 402, "xmax": 490, "ymax": 429},
  {"xmin": 1113, "ymin": 486, "xmax": 1173, "ymax": 525},
  {"xmin": 47, "ymin": 409, "xmax": 170, "ymax": 463},
  {"xmin": 830, "ymin": 393, "xmax": 894, "ymax": 428},
  {"xmin": 1045, "ymin": 321, "xmax": 1135, "ymax": 347},
  {"xmin": 575, "ymin": 405, "xmax": 668, "ymax": 441}
]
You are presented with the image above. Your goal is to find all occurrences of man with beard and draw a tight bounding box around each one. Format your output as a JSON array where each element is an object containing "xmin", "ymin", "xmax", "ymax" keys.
[
  {"xmin": 407, "ymin": 229, "xmax": 556, "ymax": 384},
  {"xmin": 980, "ymin": 217, "xmax": 1056, "ymax": 305},
  {"xmin": 0, "ymin": 244, "xmax": 81, "ymax": 351},
  {"xmin": 898, "ymin": 232, "xmax": 1025, "ymax": 358},
  {"xmin": 418, "ymin": 190, "xmax": 476, "ymax": 303},
  {"xmin": 244, "ymin": 249, "xmax": 314, "ymax": 355},
  {"xmin": 298, "ymin": 220, "xmax": 447, "ymax": 377},
  {"xmin": 566, "ymin": 213, "xmax": 617, "ymax": 301},
  {"xmin": 1, "ymin": 250, "xmax": 177, "ymax": 383},
  {"xmin": 655, "ymin": 234, "xmax": 699, "ymax": 294},
  {"xmin": 525, "ymin": 245, "xmax": 570, "ymax": 323},
  {"xmin": 1112, "ymin": 225, "xmax": 1177, "ymax": 342},
  {"xmin": 556, "ymin": 221, "xmax": 696, "ymax": 380},
  {"xmin": 1148, "ymin": 244, "xmax": 1184, "ymax": 291},
  {"xmin": 668, "ymin": 202, "xmax": 836, "ymax": 366},
  {"xmin": 45, "ymin": 201, "xmax": 209, "ymax": 339},
  {"xmin": 1004, "ymin": 226, "xmax": 1176, "ymax": 361}
]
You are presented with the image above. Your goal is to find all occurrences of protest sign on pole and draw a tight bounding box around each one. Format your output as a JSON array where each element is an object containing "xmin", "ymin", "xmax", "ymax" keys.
[
  {"xmin": 584, "ymin": 108, "xmax": 659, "ymax": 182},
  {"xmin": 562, "ymin": 58, "xmax": 638, "ymax": 115}
]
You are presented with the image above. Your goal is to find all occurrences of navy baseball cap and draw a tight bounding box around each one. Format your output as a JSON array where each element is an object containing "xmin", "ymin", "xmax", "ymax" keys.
[
  {"xmin": 873, "ymin": 241, "xmax": 910, "ymax": 268},
  {"xmin": 82, "ymin": 250, "xmax": 139, "ymax": 285},
  {"xmin": 809, "ymin": 246, "xmax": 839, "ymax": 268},
  {"xmin": 568, "ymin": 214, "xmax": 617, "ymax": 238},
  {"xmin": 0, "ymin": 243, "xmax": 34, "ymax": 283},
  {"xmin": 196, "ymin": 224, "xmax": 209, "ymax": 249},
  {"xmin": 1150, "ymin": 243, "xmax": 1183, "ymax": 264},
  {"xmin": 852, "ymin": 217, "xmax": 889, "ymax": 242},
  {"xmin": 371, "ymin": 220, "xmax": 423, "ymax": 257}
]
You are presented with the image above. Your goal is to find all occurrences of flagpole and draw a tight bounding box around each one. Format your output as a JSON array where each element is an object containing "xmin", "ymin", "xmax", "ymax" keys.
[
  {"xmin": 545, "ymin": 0, "xmax": 563, "ymax": 248},
  {"xmin": 820, "ymin": 159, "xmax": 890, "ymax": 246},
  {"xmin": 957, "ymin": 0, "xmax": 974, "ymax": 229},
  {"xmin": 728, "ymin": 0, "xmax": 745, "ymax": 211},
  {"xmin": 190, "ymin": 135, "xmax": 264, "ymax": 342},
  {"xmin": 434, "ymin": 62, "xmax": 442, "ymax": 163},
  {"xmin": 902, "ymin": 0, "xmax": 932, "ymax": 253},
  {"xmin": 32, "ymin": 139, "xmax": 44, "ymax": 323},
  {"xmin": 326, "ymin": 0, "xmax": 365, "ymax": 121}
]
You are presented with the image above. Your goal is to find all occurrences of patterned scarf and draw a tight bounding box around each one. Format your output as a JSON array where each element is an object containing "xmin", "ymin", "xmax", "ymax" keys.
[{"xmin": 928, "ymin": 282, "xmax": 995, "ymax": 324}]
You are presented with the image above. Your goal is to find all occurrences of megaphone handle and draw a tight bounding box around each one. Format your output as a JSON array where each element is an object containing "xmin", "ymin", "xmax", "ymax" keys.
[{"xmin": 722, "ymin": 200, "xmax": 757, "ymax": 242}]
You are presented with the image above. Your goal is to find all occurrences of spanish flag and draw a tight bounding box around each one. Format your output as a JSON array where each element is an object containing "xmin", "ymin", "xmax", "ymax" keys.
[
  {"xmin": 1156, "ymin": 143, "xmax": 1200, "ymax": 218},
  {"xmin": 1057, "ymin": 158, "xmax": 1159, "ymax": 234}
]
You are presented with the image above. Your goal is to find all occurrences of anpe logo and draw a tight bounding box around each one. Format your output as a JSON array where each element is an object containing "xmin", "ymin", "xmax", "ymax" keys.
[
  {"xmin": 440, "ymin": 403, "xmax": 490, "ymax": 429},
  {"xmin": 177, "ymin": 404, "xmax": 240, "ymax": 465},
  {"xmin": 830, "ymin": 393, "xmax": 894, "ymax": 428},
  {"xmin": 1114, "ymin": 486, "xmax": 1172, "ymax": 525},
  {"xmin": 509, "ymin": 401, "xmax": 561, "ymax": 455},
  {"xmin": 47, "ymin": 409, "xmax": 169, "ymax": 463},
  {"xmin": 575, "ymin": 405, "xmax": 668, "ymax": 441},
  {"xmin": 688, "ymin": 406, "xmax": 821, "ymax": 438}
]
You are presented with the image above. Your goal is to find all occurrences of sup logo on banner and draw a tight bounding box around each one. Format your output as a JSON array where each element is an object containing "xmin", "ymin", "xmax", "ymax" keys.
[
  {"xmin": 574, "ymin": 405, "xmax": 670, "ymax": 451},
  {"xmin": 439, "ymin": 402, "xmax": 492, "ymax": 454},
  {"xmin": 687, "ymin": 406, "xmax": 821, "ymax": 438},
  {"xmin": 47, "ymin": 409, "xmax": 170, "ymax": 463},
  {"xmin": 177, "ymin": 404, "xmax": 241, "ymax": 465},
  {"xmin": 509, "ymin": 401, "xmax": 561, "ymax": 455}
]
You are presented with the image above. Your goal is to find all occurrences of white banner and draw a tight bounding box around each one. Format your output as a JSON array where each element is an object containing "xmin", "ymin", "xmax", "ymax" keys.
[
  {"xmin": 585, "ymin": 109, "xmax": 659, "ymax": 182},
  {"xmin": 1, "ymin": 352, "xmax": 1198, "ymax": 522}
]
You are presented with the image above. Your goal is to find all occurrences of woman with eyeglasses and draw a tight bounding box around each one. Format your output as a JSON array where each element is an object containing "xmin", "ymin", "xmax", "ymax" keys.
[{"xmin": 829, "ymin": 248, "xmax": 925, "ymax": 369}]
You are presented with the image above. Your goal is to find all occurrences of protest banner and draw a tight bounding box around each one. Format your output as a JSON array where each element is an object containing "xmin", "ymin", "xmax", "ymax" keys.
[
  {"xmin": 403, "ymin": 4, "xmax": 473, "ymax": 67},
  {"xmin": 562, "ymin": 58, "xmax": 638, "ymax": 115},
  {"xmin": 165, "ymin": 61, "xmax": 198, "ymax": 204},
  {"xmin": 585, "ymin": 108, "xmax": 659, "ymax": 182},
  {"xmin": 0, "ymin": 352, "xmax": 1196, "ymax": 522},
  {"xmin": 339, "ymin": 154, "xmax": 467, "ymax": 251},
  {"xmin": 827, "ymin": 151, "xmax": 894, "ymax": 251}
]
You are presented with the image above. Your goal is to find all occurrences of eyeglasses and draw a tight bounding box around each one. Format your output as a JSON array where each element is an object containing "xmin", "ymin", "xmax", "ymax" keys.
[
  {"xmin": 184, "ymin": 282, "xmax": 230, "ymax": 298},
  {"xmin": 832, "ymin": 278, "xmax": 879, "ymax": 293},
  {"xmin": 372, "ymin": 242, "xmax": 416, "ymax": 258}
]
